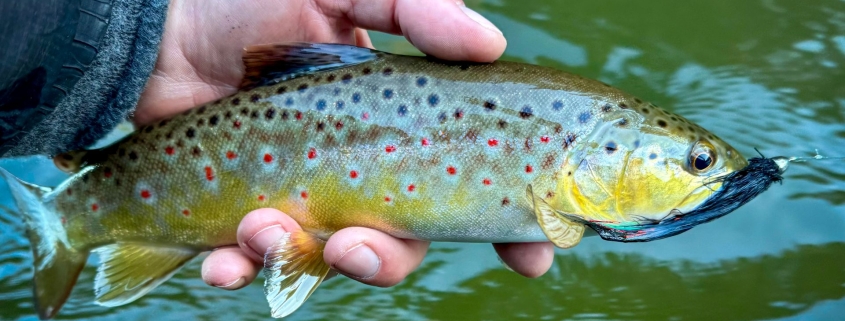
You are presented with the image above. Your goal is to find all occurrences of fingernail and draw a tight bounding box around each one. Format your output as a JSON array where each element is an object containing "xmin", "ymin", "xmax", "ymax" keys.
[
  {"xmin": 214, "ymin": 277, "xmax": 245, "ymax": 290},
  {"xmin": 459, "ymin": 6, "xmax": 502, "ymax": 35},
  {"xmin": 333, "ymin": 244, "xmax": 380, "ymax": 279},
  {"xmin": 246, "ymin": 224, "xmax": 286, "ymax": 258}
]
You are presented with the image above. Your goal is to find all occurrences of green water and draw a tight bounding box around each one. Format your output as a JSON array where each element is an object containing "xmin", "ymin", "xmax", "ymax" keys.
[{"xmin": 2, "ymin": 0, "xmax": 845, "ymax": 319}]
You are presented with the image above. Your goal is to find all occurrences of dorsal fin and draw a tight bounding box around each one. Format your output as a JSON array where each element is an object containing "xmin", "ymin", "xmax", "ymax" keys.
[{"xmin": 240, "ymin": 43, "xmax": 379, "ymax": 90}]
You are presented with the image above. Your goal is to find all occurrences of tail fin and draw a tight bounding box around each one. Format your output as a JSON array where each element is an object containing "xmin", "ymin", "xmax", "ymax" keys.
[{"xmin": 0, "ymin": 168, "xmax": 88, "ymax": 319}]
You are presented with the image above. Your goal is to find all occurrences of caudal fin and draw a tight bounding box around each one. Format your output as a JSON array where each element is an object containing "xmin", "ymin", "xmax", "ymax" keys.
[{"xmin": 0, "ymin": 168, "xmax": 88, "ymax": 319}]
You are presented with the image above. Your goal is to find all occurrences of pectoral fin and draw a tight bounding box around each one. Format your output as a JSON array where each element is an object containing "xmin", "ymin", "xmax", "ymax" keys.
[
  {"xmin": 264, "ymin": 230, "xmax": 330, "ymax": 318},
  {"xmin": 93, "ymin": 243, "xmax": 198, "ymax": 307},
  {"xmin": 526, "ymin": 185, "xmax": 585, "ymax": 249}
]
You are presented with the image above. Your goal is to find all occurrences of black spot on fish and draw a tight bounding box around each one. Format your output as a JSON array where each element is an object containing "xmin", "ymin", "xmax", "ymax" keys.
[
  {"xmin": 634, "ymin": 98, "xmax": 643, "ymax": 104},
  {"xmin": 362, "ymin": 68, "xmax": 372, "ymax": 75},
  {"xmin": 281, "ymin": 111, "xmax": 289, "ymax": 120},
  {"xmin": 114, "ymin": 178, "xmax": 121, "ymax": 186},
  {"xmin": 642, "ymin": 108, "xmax": 650, "ymax": 114},
  {"xmin": 232, "ymin": 98, "xmax": 241, "ymax": 105},
  {"xmin": 616, "ymin": 118, "xmax": 628, "ymax": 127},
  {"xmin": 209, "ymin": 115, "xmax": 219, "ymax": 126},
  {"xmin": 498, "ymin": 119, "xmax": 507, "ymax": 129},
  {"xmin": 297, "ymin": 84, "xmax": 308, "ymax": 92},
  {"xmin": 657, "ymin": 120, "xmax": 668, "ymax": 128},
  {"xmin": 563, "ymin": 133, "xmax": 578, "ymax": 149},
  {"xmin": 128, "ymin": 151, "xmax": 138, "ymax": 161},
  {"xmin": 416, "ymin": 77, "xmax": 427, "ymax": 87},
  {"xmin": 428, "ymin": 94, "xmax": 439, "ymax": 107},
  {"xmin": 326, "ymin": 74, "xmax": 336, "ymax": 82},
  {"xmin": 265, "ymin": 108, "xmax": 276, "ymax": 120},
  {"xmin": 224, "ymin": 111, "xmax": 232, "ymax": 119},
  {"xmin": 186, "ymin": 128, "xmax": 196, "ymax": 138},
  {"xmin": 397, "ymin": 105, "xmax": 408, "ymax": 116},
  {"xmin": 197, "ymin": 106, "xmax": 207, "ymax": 114},
  {"xmin": 383, "ymin": 68, "xmax": 393, "ymax": 75},
  {"xmin": 317, "ymin": 122, "xmax": 325, "ymax": 131},
  {"xmin": 196, "ymin": 118, "xmax": 205, "ymax": 127},
  {"xmin": 579, "ymin": 112, "xmax": 591, "ymax": 123},
  {"xmin": 605, "ymin": 141, "xmax": 617, "ymax": 154},
  {"xmin": 165, "ymin": 132, "xmax": 172, "ymax": 139},
  {"xmin": 383, "ymin": 89, "xmax": 394, "ymax": 99},
  {"xmin": 484, "ymin": 101, "xmax": 496, "ymax": 111},
  {"xmin": 143, "ymin": 126, "xmax": 153, "ymax": 133},
  {"xmin": 438, "ymin": 112, "xmax": 448, "ymax": 123},
  {"xmin": 276, "ymin": 86, "xmax": 287, "ymax": 94},
  {"xmin": 519, "ymin": 106, "xmax": 533, "ymax": 119},
  {"xmin": 459, "ymin": 64, "xmax": 470, "ymax": 70},
  {"xmin": 502, "ymin": 197, "xmax": 511, "ymax": 206},
  {"xmin": 250, "ymin": 94, "xmax": 261, "ymax": 103},
  {"xmin": 601, "ymin": 104, "xmax": 613, "ymax": 113},
  {"xmin": 341, "ymin": 74, "xmax": 353, "ymax": 83},
  {"xmin": 619, "ymin": 103, "xmax": 628, "ymax": 109},
  {"xmin": 313, "ymin": 76, "xmax": 322, "ymax": 83},
  {"xmin": 192, "ymin": 146, "xmax": 201, "ymax": 156},
  {"xmin": 250, "ymin": 110, "xmax": 259, "ymax": 119},
  {"xmin": 158, "ymin": 119, "xmax": 168, "ymax": 127},
  {"xmin": 240, "ymin": 107, "xmax": 249, "ymax": 115},
  {"xmin": 61, "ymin": 153, "xmax": 73, "ymax": 161}
]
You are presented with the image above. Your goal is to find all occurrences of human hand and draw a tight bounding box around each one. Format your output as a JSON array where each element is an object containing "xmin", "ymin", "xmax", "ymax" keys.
[{"xmin": 134, "ymin": 0, "xmax": 554, "ymax": 290}]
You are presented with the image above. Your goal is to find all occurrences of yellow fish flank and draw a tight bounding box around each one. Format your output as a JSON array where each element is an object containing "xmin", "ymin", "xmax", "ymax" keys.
[{"xmin": 3, "ymin": 43, "xmax": 749, "ymax": 319}]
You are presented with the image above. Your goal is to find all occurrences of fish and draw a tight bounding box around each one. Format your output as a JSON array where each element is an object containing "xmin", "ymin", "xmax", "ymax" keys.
[{"xmin": 2, "ymin": 43, "xmax": 774, "ymax": 320}]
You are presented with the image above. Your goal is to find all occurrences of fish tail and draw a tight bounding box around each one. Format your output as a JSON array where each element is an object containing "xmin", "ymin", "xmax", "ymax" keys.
[
  {"xmin": 0, "ymin": 168, "xmax": 88, "ymax": 319},
  {"xmin": 264, "ymin": 230, "xmax": 331, "ymax": 318}
]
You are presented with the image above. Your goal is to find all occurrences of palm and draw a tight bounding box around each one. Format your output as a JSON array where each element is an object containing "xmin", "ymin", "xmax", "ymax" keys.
[{"xmin": 135, "ymin": 0, "xmax": 369, "ymax": 125}]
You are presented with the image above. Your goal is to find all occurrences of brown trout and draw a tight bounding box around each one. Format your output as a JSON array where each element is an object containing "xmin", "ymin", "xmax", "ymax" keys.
[{"xmin": 3, "ymin": 43, "xmax": 756, "ymax": 319}]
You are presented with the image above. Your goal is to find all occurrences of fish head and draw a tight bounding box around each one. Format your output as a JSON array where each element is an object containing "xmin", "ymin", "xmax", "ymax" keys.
[{"xmin": 555, "ymin": 106, "xmax": 748, "ymax": 224}]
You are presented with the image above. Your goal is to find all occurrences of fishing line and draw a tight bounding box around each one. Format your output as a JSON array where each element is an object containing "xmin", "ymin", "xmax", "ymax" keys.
[{"xmin": 783, "ymin": 149, "xmax": 845, "ymax": 163}]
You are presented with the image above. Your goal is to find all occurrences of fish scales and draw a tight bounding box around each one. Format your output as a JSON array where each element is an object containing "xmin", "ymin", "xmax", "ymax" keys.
[
  {"xmin": 59, "ymin": 56, "xmax": 620, "ymax": 246},
  {"xmin": 5, "ymin": 43, "xmax": 752, "ymax": 319}
]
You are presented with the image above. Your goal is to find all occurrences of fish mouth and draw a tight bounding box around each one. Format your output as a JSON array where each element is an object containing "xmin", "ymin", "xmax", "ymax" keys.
[{"xmin": 577, "ymin": 157, "xmax": 785, "ymax": 242}]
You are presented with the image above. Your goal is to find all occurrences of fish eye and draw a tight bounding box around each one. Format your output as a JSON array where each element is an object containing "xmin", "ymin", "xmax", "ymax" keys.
[{"xmin": 689, "ymin": 142, "xmax": 717, "ymax": 173}]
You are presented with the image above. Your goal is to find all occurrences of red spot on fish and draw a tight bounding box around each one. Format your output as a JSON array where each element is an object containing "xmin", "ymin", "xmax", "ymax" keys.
[
  {"xmin": 483, "ymin": 178, "xmax": 492, "ymax": 185},
  {"xmin": 140, "ymin": 190, "xmax": 151, "ymax": 199},
  {"xmin": 182, "ymin": 209, "xmax": 190, "ymax": 216},
  {"xmin": 487, "ymin": 138, "xmax": 499, "ymax": 147},
  {"xmin": 61, "ymin": 216, "xmax": 67, "ymax": 225},
  {"xmin": 91, "ymin": 204, "xmax": 99, "ymax": 212},
  {"xmin": 300, "ymin": 191, "xmax": 308, "ymax": 199},
  {"xmin": 362, "ymin": 112, "xmax": 370, "ymax": 120},
  {"xmin": 295, "ymin": 111, "xmax": 303, "ymax": 120},
  {"xmin": 204, "ymin": 166, "xmax": 214, "ymax": 181},
  {"xmin": 525, "ymin": 165, "xmax": 534, "ymax": 173},
  {"xmin": 540, "ymin": 136, "xmax": 550, "ymax": 143},
  {"xmin": 165, "ymin": 146, "xmax": 175, "ymax": 155},
  {"xmin": 407, "ymin": 184, "xmax": 416, "ymax": 192},
  {"xmin": 384, "ymin": 196, "xmax": 392, "ymax": 202},
  {"xmin": 225, "ymin": 151, "xmax": 237, "ymax": 160},
  {"xmin": 447, "ymin": 166, "xmax": 457, "ymax": 175},
  {"xmin": 385, "ymin": 145, "xmax": 396, "ymax": 153},
  {"xmin": 307, "ymin": 148, "xmax": 317, "ymax": 159},
  {"xmin": 264, "ymin": 153, "xmax": 274, "ymax": 163},
  {"xmin": 233, "ymin": 120, "xmax": 241, "ymax": 129},
  {"xmin": 421, "ymin": 138, "xmax": 431, "ymax": 146},
  {"xmin": 350, "ymin": 170, "xmax": 359, "ymax": 179},
  {"xmin": 258, "ymin": 195, "xmax": 265, "ymax": 201},
  {"xmin": 103, "ymin": 168, "xmax": 112, "ymax": 178},
  {"xmin": 335, "ymin": 121, "xmax": 344, "ymax": 130}
]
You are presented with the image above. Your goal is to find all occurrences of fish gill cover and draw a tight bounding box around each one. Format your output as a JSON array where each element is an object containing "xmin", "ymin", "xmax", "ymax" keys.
[{"xmin": 583, "ymin": 157, "xmax": 785, "ymax": 242}]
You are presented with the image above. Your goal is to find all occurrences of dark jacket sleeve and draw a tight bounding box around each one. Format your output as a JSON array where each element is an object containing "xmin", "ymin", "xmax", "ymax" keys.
[{"xmin": 0, "ymin": 0, "xmax": 168, "ymax": 157}]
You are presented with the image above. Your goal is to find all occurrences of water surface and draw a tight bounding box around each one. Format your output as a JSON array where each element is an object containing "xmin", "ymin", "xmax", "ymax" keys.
[{"xmin": 2, "ymin": 0, "xmax": 844, "ymax": 320}]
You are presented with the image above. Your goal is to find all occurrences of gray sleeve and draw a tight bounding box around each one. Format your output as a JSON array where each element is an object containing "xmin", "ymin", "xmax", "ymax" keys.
[{"xmin": 0, "ymin": 0, "xmax": 169, "ymax": 157}]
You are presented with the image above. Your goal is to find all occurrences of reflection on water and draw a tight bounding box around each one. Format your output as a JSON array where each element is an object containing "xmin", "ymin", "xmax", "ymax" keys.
[{"xmin": 2, "ymin": 0, "xmax": 844, "ymax": 320}]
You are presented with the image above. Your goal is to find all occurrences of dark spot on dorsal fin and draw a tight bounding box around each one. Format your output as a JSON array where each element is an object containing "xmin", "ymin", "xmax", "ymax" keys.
[
  {"xmin": 297, "ymin": 84, "xmax": 308, "ymax": 92},
  {"xmin": 158, "ymin": 119, "xmax": 168, "ymax": 127},
  {"xmin": 657, "ymin": 120, "xmax": 668, "ymax": 128},
  {"xmin": 232, "ymin": 98, "xmax": 241, "ymax": 105},
  {"xmin": 362, "ymin": 67, "xmax": 372, "ymax": 75},
  {"xmin": 240, "ymin": 43, "xmax": 378, "ymax": 90},
  {"xmin": 276, "ymin": 86, "xmax": 287, "ymax": 94},
  {"xmin": 383, "ymin": 67, "xmax": 393, "ymax": 75},
  {"xmin": 197, "ymin": 106, "xmax": 207, "ymax": 114},
  {"xmin": 128, "ymin": 151, "xmax": 138, "ymax": 161}
]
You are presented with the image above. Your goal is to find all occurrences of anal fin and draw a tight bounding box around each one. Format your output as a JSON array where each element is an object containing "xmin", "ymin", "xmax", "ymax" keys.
[
  {"xmin": 263, "ymin": 230, "xmax": 330, "ymax": 318},
  {"xmin": 526, "ymin": 185, "xmax": 585, "ymax": 249},
  {"xmin": 93, "ymin": 243, "xmax": 198, "ymax": 307}
]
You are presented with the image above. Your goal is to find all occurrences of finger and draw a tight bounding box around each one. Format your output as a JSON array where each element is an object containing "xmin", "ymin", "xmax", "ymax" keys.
[
  {"xmin": 324, "ymin": 227, "xmax": 430, "ymax": 287},
  {"xmin": 493, "ymin": 242, "xmax": 554, "ymax": 278},
  {"xmin": 236, "ymin": 208, "xmax": 302, "ymax": 262},
  {"xmin": 201, "ymin": 246, "xmax": 260, "ymax": 290},
  {"xmin": 355, "ymin": 28, "xmax": 374, "ymax": 48},
  {"xmin": 316, "ymin": 0, "xmax": 506, "ymax": 61}
]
